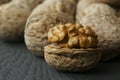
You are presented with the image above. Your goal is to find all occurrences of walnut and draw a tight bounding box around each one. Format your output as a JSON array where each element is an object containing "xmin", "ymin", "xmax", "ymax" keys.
[
  {"xmin": 48, "ymin": 23, "xmax": 98, "ymax": 49},
  {"xmin": 0, "ymin": 0, "xmax": 44, "ymax": 41},
  {"xmin": 68, "ymin": 36, "xmax": 79, "ymax": 48},
  {"xmin": 80, "ymin": 14, "xmax": 120, "ymax": 61},
  {"xmin": 44, "ymin": 44, "xmax": 101, "ymax": 72},
  {"xmin": 25, "ymin": 0, "xmax": 77, "ymax": 56},
  {"xmin": 45, "ymin": 23, "xmax": 101, "ymax": 72},
  {"xmin": 48, "ymin": 24, "xmax": 66, "ymax": 43}
]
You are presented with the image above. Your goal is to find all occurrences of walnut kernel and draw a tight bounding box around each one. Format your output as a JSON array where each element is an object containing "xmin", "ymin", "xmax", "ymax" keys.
[
  {"xmin": 48, "ymin": 24, "xmax": 66, "ymax": 43},
  {"xmin": 48, "ymin": 23, "xmax": 98, "ymax": 49}
]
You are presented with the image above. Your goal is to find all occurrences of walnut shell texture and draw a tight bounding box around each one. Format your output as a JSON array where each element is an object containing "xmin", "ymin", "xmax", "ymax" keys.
[
  {"xmin": 25, "ymin": 0, "xmax": 77, "ymax": 56},
  {"xmin": 44, "ymin": 44, "xmax": 101, "ymax": 72},
  {"xmin": 0, "ymin": 0, "xmax": 44, "ymax": 41},
  {"xmin": 80, "ymin": 14, "xmax": 120, "ymax": 61},
  {"xmin": 76, "ymin": 2, "xmax": 116, "ymax": 23}
]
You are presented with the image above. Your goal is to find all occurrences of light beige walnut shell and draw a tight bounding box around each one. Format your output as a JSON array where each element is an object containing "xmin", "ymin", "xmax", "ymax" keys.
[
  {"xmin": 25, "ymin": 0, "xmax": 77, "ymax": 56},
  {"xmin": 80, "ymin": 14, "xmax": 120, "ymax": 61},
  {"xmin": 25, "ymin": 12, "xmax": 74, "ymax": 56},
  {"xmin": 44, "ymin": 44, "xmax": 101, "ymax": 72},
  {"xmin": 76, "ymin": 2, "xmax": 116, "ymax": 23},
  {"xmin": 0, "ymin": 0, "xmax": 44, "ymax": 41}
]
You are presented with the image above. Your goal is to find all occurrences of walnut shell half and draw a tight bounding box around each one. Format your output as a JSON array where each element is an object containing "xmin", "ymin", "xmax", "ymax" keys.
[{"xmin": 44, "ymin": 44, "xmax": 101, "ymax": 72}]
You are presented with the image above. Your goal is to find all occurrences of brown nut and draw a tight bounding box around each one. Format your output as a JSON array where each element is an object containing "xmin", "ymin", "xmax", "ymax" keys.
[
  {"xmin": 48, "ymin": 23, "xmax": 98, "ymax": 49},
  {"xmin": 79, "ymin": 37, "xmax": 89, "ymax": 48},
  {"xmin": 48, "ymin": 24, "xmax": 66, "ymax": 43},
  {"xmin": 45, "ymin": 23, "xmax": 101, "ymax": 72},
  {"xmin": 80, "ymin": 14, "xmax": 120, "ymax": 61},
  {"xmin": 68, "ymin": 36, "xmax": 79, "ymax": 48}
]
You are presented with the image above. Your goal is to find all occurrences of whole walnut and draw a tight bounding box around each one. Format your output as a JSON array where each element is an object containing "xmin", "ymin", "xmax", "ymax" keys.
[
  {"xmin": 45, "ymin": 23, "xmax": 101, "ymax": 72},
  {"xmin": 80, "ymin": 14, "xmax": 120, "ymax": 61},
  {"xmin": 0, "ymin": 0, "xmax": 44, "ymax": 41},
  {"xmin": 76, "ymin": 2, "xmax": 116, "ymax": 23},
  {"xmin": 25, "ymin": 0, "xmax": 78, "ymax": 56}
]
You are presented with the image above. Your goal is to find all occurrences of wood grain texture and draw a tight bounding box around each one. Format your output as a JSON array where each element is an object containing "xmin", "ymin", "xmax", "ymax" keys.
[{"xmin": 0, "ymin": 39, "xmax": 120, "ymax": 80}]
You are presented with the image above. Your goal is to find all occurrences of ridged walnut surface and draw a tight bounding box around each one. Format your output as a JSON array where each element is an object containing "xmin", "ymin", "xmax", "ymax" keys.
[
  {"xmin": 44, "ymin": 44, "xmax": 101, "ymax": 72},
  {"xmin": 0, "ymin": 0, "xmax": 44, "ymax": 41},
  {"xmin": 76, "ymin": 2, "xmax": 116, "ymax": 23},
  {"xmin": 25, "ymin": 0, "xmax": 78, "ymax": 56},
  {"xmin": 80, "ymin": 14, "xmax": 120, "ymax": 61}
]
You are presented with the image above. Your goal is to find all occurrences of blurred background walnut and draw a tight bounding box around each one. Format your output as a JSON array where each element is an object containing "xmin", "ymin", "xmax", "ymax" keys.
[
  {"xmin": 0, "ymin": 0, "xmax": 44, "ymax": 41},
  {"xmin": 48, "ymin": 23, "xmax": 98, "ymax": 49}
]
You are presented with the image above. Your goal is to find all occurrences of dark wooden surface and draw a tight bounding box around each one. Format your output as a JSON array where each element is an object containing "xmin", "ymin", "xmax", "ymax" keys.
[{"xmin": 0, "ymin": 39, "xmax": 120, "ymax": 80}]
